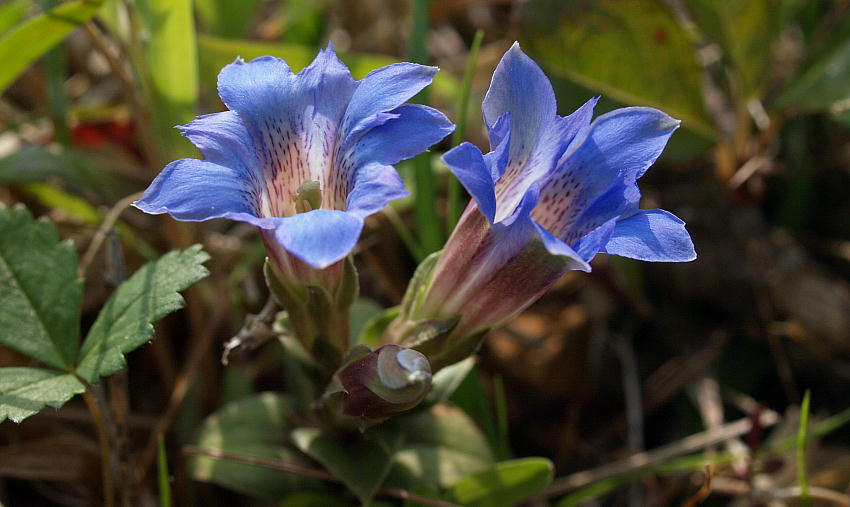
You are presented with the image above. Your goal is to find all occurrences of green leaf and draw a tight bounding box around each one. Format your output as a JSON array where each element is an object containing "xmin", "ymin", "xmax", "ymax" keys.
[
  {"xmin": 0, "ymin": 1, "xmax": 28, "ymax": 37},
  {"xmin": 0, "ymin": 0, "xmax": 105, "ymax": 94},
  {"xmin": 22, "ymin": 183, "xmax": 101, "ymax": 225},
  {"xmin": 684, "ymin": 0, "xmax": 780, "ymax": 96},
  {"xmin": 520, "ymin": 0, "xmax": 713, "ymax": 138},
  {"xmin": 357, "ymin": 306, "xmax": 400, "ymax": 348},
  {"xmin": 0, "ymin": 367, "xmax": 85, "ymax": 423},
  {"xmin": 447, "ymin": 458, "xmax": 554, "ymax": 507},
  {"xmin": 349, "ymin": 298, "xmax": 384, "ymax": 346},
  {"xmin": 191, "ymin": 393, "xmax": 318, "ymax": 499},
  {"xmin": 386, "ymin": 404, "xmax": 496, "ymax": 490},
  {"xmin": 279, "ymin": 491, "xmax": 352, "ymax": 507},
  {"xmin": 194, "ymin": 0, "xmax": 261, "ymax": 38},
  {"xmin": 0, "ymin": 204, "xmax": 82, "ymax": 370},
  {"xmin": 426, "ymin": 356, "xmax": 476, "ymax": 405},
  {"xmin": 75, "ymin": 245, "xmax": 210, "ymax": 383},
  {"xmin": 0, "ymin": 146, "xmax": 138, "ymax": 201},
  {"xmin": 776, "ymin": 35, "xmax": 850, "ymax": 115},
  {"xmin": 292, "ymin": 426, "xmax": 404, "ymax": 504},
  {"xmin": 197, "ymin": 35, "xmax": 458, "ymax": 104},
  {"xmin": 136, "ymin": 0, "xmax": 198, "ymax": 160}
]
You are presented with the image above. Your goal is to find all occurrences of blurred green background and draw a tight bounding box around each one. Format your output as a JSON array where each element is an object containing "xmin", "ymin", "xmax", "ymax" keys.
[{"xmin": 2, "ymin": 0, "xmax": 850, "ymax": 505}]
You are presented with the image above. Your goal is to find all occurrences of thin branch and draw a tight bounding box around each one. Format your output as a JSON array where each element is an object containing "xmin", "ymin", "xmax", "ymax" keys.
[
  {"xmin": 711, "ymin": 477, "xmax": 850, "ymax": 506},
  {"xmin": 78, "ymin": 191, "xmax": 143, "ymax": 278},
  {"xmin": 542, "ymin": 409, "xmax": 780, "ymax": 498},
  {"xmin": 221, "ymin": 297, "xmax": 278, "ymax": 365},
  {"xmin": 81, "ymin": 22, "xmax": 158, "ymax": 170},
  {"xmin": 81, "ymin": 390, "xmax": 115, "ymax": 507},
  {"xmin": 135, "ymin": 299, "xmax": 229, "ymax": 483},
  {"xmin": 181, "ymin": 446, "xmax": 461, "ymax": 507}
]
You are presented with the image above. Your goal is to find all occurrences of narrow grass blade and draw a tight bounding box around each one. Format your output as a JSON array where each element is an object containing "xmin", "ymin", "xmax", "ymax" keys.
[
  {"xmin": 446, "ymin": 29, "xmax": 484, "ymax": 233},
  {"xmin": 797, "ymin": 390, "xmax": 811, "ymax": 507}
]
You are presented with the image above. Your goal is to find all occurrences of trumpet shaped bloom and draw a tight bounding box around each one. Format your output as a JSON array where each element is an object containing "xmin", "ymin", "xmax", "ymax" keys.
[
  {"xmin": 393, "ymin": 43, "xmax": 695, "ymax": 369},
  {"xmin": 135, "ymin": 44, "xmax": 454, "ymax": 270}
]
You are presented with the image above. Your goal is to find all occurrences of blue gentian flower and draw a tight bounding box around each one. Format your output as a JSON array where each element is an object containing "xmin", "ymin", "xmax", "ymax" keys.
[
  {"xmin": 390, "ymin": 43, "xmax": 695, "ymax": 370},
  {"xmin": 135, "ymin": 44, "xmax": 454, "ymax": 271}
]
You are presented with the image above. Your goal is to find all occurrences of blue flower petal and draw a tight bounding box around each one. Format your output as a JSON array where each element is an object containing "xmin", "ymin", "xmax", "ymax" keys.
[
  {"xmin": 531, "ymin": 222, "xmax": 591, "ymax": 271},
  {"xmin": 342, "ymin": 62, "xmax": 438, "ymax": 143},
  {"xmin": 602, "ymin": 209, "xmax": 696, "ymax": 262},
  {"xmin": 442, "ymin": 142, "xmax": 497, "ymax": 223},
  {"xmin": 571, "ymin": 218, "xmax": 618, "ymax": 263},
  {"xmin": 483, "ymin": 45, "xmax": 599, "ymax": 224},
  {"xmin": 217, "ymin": 56, "xmax": 296, "ymax": 131},
  {"xmin": 349, "ymin": 104, "xmax": 454, "ymax": 166},
  {"xmin": 345, "ymin": 163, "xmax": 409, "ymax": 218},
  {"xmin": 134, "ymin": 158, "xmax": 271, "ymax": 228},
  {"xmin": 483, "ymin": 42, "xmax": 556, "ymax": 132},
  {"xmin": 483, "ymin": 113, "xmax": 511, "ymax": 181},
  {"xmin": 274, "ymin": 210, "xmax": 364, "ymax": 268},
  {"xmin": 177, "ymin": 110, "xmax": 259, "ymax": 177},
  {"xmin": 532, "ymin": 107, "xmax": 679, "ymax": 239}
]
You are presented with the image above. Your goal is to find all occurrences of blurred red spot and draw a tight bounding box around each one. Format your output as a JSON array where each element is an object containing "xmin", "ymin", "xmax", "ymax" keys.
[{"xmin": 653, "ymin": 26, "xmax": 668, "ymax": 44}]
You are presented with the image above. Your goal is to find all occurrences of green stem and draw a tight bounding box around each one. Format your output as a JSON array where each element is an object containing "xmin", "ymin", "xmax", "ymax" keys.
[
  {"xmin": 39, "ymin": 0, "xmax": 70, "ymax": 146},
  {"xmin": 447, "ymin": 29, "xmax": 484, "ymax": 233},
  {"xmin": 797, "ymin": 390, "xmax": 811, "ymax": 507},
  {"xmin": 409, "ymin": 0, "xmax": 442, "ymax": 254}
]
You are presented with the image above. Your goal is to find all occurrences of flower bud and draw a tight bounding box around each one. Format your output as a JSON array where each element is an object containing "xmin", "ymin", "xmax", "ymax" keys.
[{"xmin": 337, "ymin": 345, "xmax": 432, "ymax": 421}]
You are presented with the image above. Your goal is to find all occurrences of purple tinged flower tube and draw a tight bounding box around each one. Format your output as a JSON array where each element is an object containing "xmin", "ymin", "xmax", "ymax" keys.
[
  {"xmin": 133, "ymin": 44, "xmax": 454, "ymax": 369},
  {"xmin": 386, "ymin": 43, "xmax": 696, "ymax": 370}
]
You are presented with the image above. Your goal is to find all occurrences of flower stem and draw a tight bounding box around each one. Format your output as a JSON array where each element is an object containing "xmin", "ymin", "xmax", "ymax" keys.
[
  {"xmin": 82, "ymin": 390, "xmax": 115, "ymax": 507},
  {"xmin": 447, "ymin": 29, "xmax": 484, "ymax": 233}
]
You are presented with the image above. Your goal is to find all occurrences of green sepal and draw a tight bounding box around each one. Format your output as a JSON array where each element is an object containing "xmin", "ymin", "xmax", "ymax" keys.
[{"xmin": 400, "ymin": 250, "xmax": 441, "ymax": 318}]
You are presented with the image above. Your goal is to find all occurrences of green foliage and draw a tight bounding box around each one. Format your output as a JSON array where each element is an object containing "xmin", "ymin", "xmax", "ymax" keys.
[
  {"xmin": 520, "ymin": 0, "xmax": 712, "ymax": 138},
  {"xmin": 0, "ymin": 1, "xmax": 28, "ymax": 36},
  {"xmin": 0, "ymin": 205, "xmax": 209, "ymax": 422},
  {"xmin": 797, "ymin": 391, "xmax": 812, "ymax": 507},
  {"xmin": 135, "ymin": 0, "xmax": 199, "ymax": 161},
  {"xmin": 0, "ymin": 204, "xmax": 83, "ymax": 370},
  {"xmin": 684, "ymin": 0, "xmax": 779, "ymax": 96},
  {"xmin": 0, "ymin": 368, "xmax": 85, "ymax": 423},
  {"xmin": 194, "ymin": 0, "xmax": 261, "ymax": 38},
  {"xmin": 0, "ymin": 147, "xmax": 137, "ymax": 201},
  {"xmin": 75, "ymin": 245, "xmax": 210, "ymax": 383},
  {"xmin": 292, "ymin": 426, "xmax": 404, "ymax": 504},
  {"xmin": 447, "ymin": 457, "xmax": 554, "ymax": 507},
  {"xmin": 0, "ymin": 0, "xmax": 105, "ymax": 94},
  {"xmin": 777, "ymin": 32, "xmax": 850, "ymax": 121},
  {"xmin": 387, "ymin": 404, "xmax": 496, "ymax": 489},
  {"xmin": 425, "ymin": 356, "xmax": 476, "ymax": 405},
  {"xmin": 191, "ymin": 393, "xmax": 320, "ymax": 499}
]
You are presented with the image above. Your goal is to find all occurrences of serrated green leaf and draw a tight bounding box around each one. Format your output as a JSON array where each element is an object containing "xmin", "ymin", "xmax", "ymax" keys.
[
  {"xmin": 0, "ymin": 204, "xmax": 82, "ymax": 370},
  {"xmin": 520, "ymin": 0, "xmax": 712, "ymax": 139},
  {"xmin": 0, "ymin": 0, "xmax": 104, "ymax": 94},
  {"xmin": 191, "ymin": 392, "xmax": 318, "ymax": 499},
  {"xmin": 447, "ymin": 458, "xmax": 554, "ymax": 507},
  {"xmin": 386, "ymin": 404, "xmax": 496, "ymax": 490},
  {"xmin": 292, "ymin": 426, "xmax": 404, "ymax": 504},
  {"xmin": 0, "ymin": 367, "xmax": 85, "ymax": 423},
  {"xmin": 75, "ymin": 245, "xmax": 210, "ymax": 383}
]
